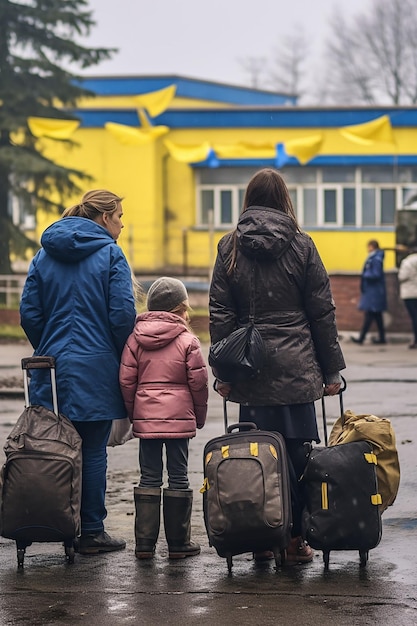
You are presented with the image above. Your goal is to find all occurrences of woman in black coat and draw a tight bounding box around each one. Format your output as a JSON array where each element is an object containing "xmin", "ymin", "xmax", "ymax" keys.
[{"xmin": 209, "ymin": 168, "xmax": 346, "ymax": 563}]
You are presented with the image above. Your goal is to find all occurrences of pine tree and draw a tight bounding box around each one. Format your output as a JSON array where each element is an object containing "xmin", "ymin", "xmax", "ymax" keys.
[{"xmin": 0, "ymin": 0, "xmax": 115, "ymax": 274}]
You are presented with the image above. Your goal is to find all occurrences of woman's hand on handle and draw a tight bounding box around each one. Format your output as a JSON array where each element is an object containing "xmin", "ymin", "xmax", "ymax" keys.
[
  {"xmin": 214, "ymin": 380, "xmax": 232, "ymax": 398},
  {"xmin": 324, "ymin": 382, "xmax": 341, "ymax": 396}
]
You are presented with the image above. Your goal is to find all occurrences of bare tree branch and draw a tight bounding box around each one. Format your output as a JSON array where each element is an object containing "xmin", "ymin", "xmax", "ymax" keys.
[
  {"xmin": 324, "ymin": 0, "xmax": 417, "ymax": 105},
  {"xmin": 268, "ymin": 25, "xmax": 309, "ymax": 98},
  {"xmin": 237, "ymin": 56, "xmax": 267, "ymax": 89}
]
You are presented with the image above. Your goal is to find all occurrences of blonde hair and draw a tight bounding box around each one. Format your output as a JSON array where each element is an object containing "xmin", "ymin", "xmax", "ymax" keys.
[
  {"xmin": 170, "ymin": 300, "xmax": 192, "ymax": 327},
  {"xmin": 62, "ymin": 189, "xmax": 123, "ymax": 220}
]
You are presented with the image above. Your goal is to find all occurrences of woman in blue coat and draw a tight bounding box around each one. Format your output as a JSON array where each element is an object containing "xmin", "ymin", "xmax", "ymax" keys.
[
  {"xmin": 20, "ymin": 189, "xmax": 136, "ymax": 554},
  {"xmin": 351, "ymin": 240, "xmax": 387, "ymax": 345}
]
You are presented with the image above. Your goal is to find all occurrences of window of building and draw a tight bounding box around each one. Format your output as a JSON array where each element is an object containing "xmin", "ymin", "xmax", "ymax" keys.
[
  {"xmin": 343, "ymin": 188, "xmax": 356, "ymax": 225},
  {"xmin": 196, "ymin": 167, "xmax": 417, "ymax": 229},
  {"xmin": 381, "ymin": 189, "xmax": 396, "ymax": 224},
  {"xmin": 324, "ymin": 189, "xmax": 337, "ymax": 223},
  {"xmin": 303, "ymin": 188, "xmax": 317, "ymax": 226},
  {"xmin": 362, "ymin": 188, "xmax": 376, "ymax": 225}
]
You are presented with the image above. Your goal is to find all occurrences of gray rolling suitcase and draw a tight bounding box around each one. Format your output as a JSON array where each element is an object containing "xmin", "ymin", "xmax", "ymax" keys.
[
  {"xmin": 202, "ymin": 399, "xmax": 292, "ymax": 573},
  {"xmin": 0, "ymin": 356, "xmax": 82, "ymax": 567}
]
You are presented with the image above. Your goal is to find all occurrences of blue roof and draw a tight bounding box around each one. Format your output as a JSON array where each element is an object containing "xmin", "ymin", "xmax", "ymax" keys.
[
  {"xmin": 72, "ymin": 106, "xmax": 417, "ymax": 129},
  {"xmin": 78, "ymin": 74, "xmax": 296, "ymax": 106}
]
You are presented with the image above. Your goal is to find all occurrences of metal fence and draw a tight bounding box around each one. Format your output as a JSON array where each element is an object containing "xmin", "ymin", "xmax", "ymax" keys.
[{"xmin": 0, "ymin": 275, "xmax": 26, "ymax": 308}]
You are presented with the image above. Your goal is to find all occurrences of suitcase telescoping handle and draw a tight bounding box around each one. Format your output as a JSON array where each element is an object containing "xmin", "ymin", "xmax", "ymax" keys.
[
  {"xmin": 227, "ymin": 422, "xmax": 258, "ymax": 434},
  {"xmin": 21, "ymin": 356, "xmax": 58, "ymax": 416},
  {"xmin": 223, "ymin": 397, "xmax": 258, "ymax": 434},
  {"xmin": 321, "ymin": 375, "xmax": 347, "ymax": 446}
]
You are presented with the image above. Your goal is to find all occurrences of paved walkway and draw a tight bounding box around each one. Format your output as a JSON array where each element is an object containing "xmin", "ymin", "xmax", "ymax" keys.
[{"xmin": 0, "ymin": 336, "xmax": 416, "ymax": 625}]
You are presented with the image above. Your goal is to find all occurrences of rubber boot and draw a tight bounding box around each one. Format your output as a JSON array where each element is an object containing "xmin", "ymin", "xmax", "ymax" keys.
[
  {"xmin": 162, "ymin": 488, "xmax": 200, "ymax": 559},
  {"xmin": 134, "ymin": 487, "xmax": 161, "ymax": 559}
]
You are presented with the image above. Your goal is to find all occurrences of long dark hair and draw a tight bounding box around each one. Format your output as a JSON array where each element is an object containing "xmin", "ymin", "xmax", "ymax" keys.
[{"xmin": 227, "ymin": 168, "xmax": 299, "ymax": 274}]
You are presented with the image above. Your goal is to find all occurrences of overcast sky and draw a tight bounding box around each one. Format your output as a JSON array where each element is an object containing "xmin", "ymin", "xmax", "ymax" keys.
[{"xmin": 84, "ymin": 0, "xmax": 372, "ymax": 92}]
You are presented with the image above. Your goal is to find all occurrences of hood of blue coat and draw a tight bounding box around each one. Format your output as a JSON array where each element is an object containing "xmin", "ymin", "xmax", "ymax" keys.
[
  {"xmin": 41, "ymin": 216, "xmax": 114, "ymax": 262},
  {"xmin": 237, "ymin": 206, "xmax": 297, "ymax": 262},
  {"xmin": 368, "ymin": 249, "xmax": 385, "ymax": 262},
  {"xmin": 133, "ymin": 311, "xmax": 188, "ymax": 350}
]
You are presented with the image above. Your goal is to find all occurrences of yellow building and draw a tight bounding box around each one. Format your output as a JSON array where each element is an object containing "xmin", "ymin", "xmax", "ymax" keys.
[{"xmin": 32, "ymin": 75, "xmax": 417, "ymax": 279}]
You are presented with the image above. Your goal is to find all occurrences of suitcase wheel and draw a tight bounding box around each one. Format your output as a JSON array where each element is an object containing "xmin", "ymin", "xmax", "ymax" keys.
[
  {"xmin": 17, "ymin": 547, "xmax": 25, "ymax": 568},
  {"xmin": 359, "ymin": 550, "xmax": 368, "ymax": 568},
  {"xmin": 272, "ymin": 548, "xmax": 286, "ymax": 569},
  {"xmin": 65, "ymin": 545, "xmax": 75, "ymax": 564},
  {"xmin": 226, "ymin": 554, "xmax": 233, "ymax": 574},
  {"xmin": 323, "ymin": 551, "xmax": 330, "ymax": 570},
  {"xmin": 64, "ymin": 539, "xmax": 76, "ymax": 564},
  {"xmin": 16, "ymin": 541, "xmax": 30, "ymax": 569}
]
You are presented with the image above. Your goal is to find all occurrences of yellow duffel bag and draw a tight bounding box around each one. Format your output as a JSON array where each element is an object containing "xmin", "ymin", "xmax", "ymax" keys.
[{"xmin": 328, "ymin": 410, "xmax": 400, "ymax": 513}]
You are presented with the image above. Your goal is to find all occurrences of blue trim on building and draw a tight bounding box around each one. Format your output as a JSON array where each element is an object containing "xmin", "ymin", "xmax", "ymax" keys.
[
  {"xmin": 154, "ymin": 107, "xmax": 417, "ymax": 128},
  {"xmin": 193, "ymin": 155, "xmax": 417, "ymax": 168},
  {"xmin": 74, "ymin": 106, "xmax": 417, "ymax": 129},
  {"xmin": 77, "ymin": 75, "xmax": 295, "ymax": 106},
  {"xmin": 74, "ymin": 110, "xmax": 140, "ymax": 126}
]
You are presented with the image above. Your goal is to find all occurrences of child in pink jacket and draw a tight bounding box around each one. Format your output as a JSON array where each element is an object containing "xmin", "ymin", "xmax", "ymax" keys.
[{"xmin": 119, "ymin": 277, "xmax": 208, "ymax": 560}]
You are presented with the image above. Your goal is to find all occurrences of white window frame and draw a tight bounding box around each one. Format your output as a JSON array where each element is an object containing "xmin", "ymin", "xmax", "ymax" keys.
[{"xmin": 196, "ymin": 169, "xmax": 417, "ymax": 229}]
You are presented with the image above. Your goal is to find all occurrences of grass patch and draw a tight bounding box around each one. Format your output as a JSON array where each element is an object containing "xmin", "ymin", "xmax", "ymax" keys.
[
  {"xmin": 0, "ymin": 325, "xmax": 26, "ymax": 340},
  {"xmin": 195, "ymin": 331, "xmax": 209, "ymax": 344}
]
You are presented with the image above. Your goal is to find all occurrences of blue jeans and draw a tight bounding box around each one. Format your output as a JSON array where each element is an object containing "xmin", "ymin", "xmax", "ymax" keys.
[
  {"xmin": 139, "ymin": 438, "xmax": 189, "ymax": 490},
  {"xmin": 72, "ymin": 420, "xmax": 112, "ymax": 534}
]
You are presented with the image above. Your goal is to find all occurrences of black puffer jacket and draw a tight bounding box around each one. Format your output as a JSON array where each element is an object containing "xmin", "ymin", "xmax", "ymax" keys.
[{"xmin": 209, "ymin": 206, "xmax": 345, "ymax": 406}]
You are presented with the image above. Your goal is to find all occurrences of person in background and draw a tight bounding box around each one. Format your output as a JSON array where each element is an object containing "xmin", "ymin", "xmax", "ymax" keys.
[
  {"xmin": 398, "ymin": 248, "xmax": 417, "ymax": 349},
  {"xmin": 20, "ymin": 189, "xmax": 136, "ymax": 554},
  {"xmin": 209, "ymin": 168, "xmax": 345, "ymax": 564},
  {"xmin": 351, "ymin": 239, "xmax": 387, "ymax": 345},
  {"xmin": 119, "ymin": 277, "xmax": 208, "ymax": 560}
]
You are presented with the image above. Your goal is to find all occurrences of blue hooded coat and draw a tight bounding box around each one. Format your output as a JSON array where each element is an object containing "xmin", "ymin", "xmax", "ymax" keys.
[
  {"xmin": 359, "ymin": 248, "xmax": 387, "ymax": 313},
  {"xmin": 20, "ymin": 216, "xmax": 136, "ymax": 422}
]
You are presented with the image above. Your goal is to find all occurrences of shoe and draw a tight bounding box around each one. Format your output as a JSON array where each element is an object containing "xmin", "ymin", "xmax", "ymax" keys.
[
  {"xmin": 350, "ymin": 336, "xmax": 363, "ymax": 344},
  {"xmin": 408, "ymin": 343, "xmax": 417, "ymax": 349},
  {"xmin": 78, "ymin": 531, "xmax": 126, "ymax": 555},
  {"xmin": 371, "ymin": 338, "xmax": 386, "ymax": 345},
  {"xmin": 253, "ymin": 550, "xmax": 274, "ymax": 562},
  {"xmin": 168, "ymin": 540, "xmax": 201, "ymax": 559},
  {"xmin": 286, "ymin": 537, "xmax": 314, "ymax": 564}
]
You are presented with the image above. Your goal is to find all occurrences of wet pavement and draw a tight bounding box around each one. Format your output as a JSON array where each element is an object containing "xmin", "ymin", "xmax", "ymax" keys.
[{"xmin": 0, "ymin": 335, "xmax": 416, "ymax": 625}]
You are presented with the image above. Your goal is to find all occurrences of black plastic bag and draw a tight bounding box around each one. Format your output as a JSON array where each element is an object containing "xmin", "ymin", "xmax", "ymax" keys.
[{"xmin": 208, "ymin": 325, "xmax": 265, "ymax": 384}]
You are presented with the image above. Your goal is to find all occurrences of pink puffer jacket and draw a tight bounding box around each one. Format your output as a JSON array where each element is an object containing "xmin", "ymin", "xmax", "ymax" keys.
[{"xmin": 119, "ymin": 311, "xmax": 208, "ymax": 439}]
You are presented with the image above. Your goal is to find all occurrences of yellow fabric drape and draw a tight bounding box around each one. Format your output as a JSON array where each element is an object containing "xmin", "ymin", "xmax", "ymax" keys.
[
  {"xmin": 339, "ymin": 115, "xmax": 395, "ymax": 146},
  {"xmin": 138, "ymin": 108, "xmax": 152, "ymax": 129},
  {"xmin": 284, "ymin": 134, "xmax": 324, "ymax": 164},
  {"xmin": 214, "ymin": 142, "xmax": 276, "ymax": 159},
  {"xmin": 27, "ymin": 117, "xmax": 80, "ymax": 139},
  {"xmin": 105, "ymin": 122, "xmax": 169, "ymax": 145},
  {"xmin": 164, "ymin": 139, "xmax": 211, "ymax": 163},
  {"xmin": 133, "ymin": 85, "xmax": 177, "ymax": 117}
]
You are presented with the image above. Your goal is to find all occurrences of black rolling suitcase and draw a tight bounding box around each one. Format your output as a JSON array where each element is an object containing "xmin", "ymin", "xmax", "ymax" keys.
[
  {"xmin": 0, "ymin": 356, "xmax": 82, "ymax": 567},
  {"xmin": 201, "ymin": 399, "xmax": 292, "ymax": 573},
  {"xmin": 301, "ymin": 381, "xmax": 382, "ymax": 569}
]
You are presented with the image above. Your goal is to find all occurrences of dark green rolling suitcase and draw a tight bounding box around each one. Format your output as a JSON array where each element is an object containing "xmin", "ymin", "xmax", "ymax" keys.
[{"xmin": 201, "ymin": 400, "xmax": 292, "ymax": 573}]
